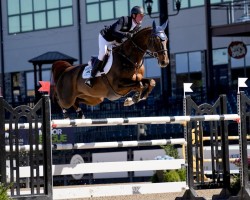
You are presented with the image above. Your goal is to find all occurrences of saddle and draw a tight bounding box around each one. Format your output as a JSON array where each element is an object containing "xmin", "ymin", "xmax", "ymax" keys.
[{"xmin": 82, "ymin": 51, "xmax": 112, "ymax": 79}]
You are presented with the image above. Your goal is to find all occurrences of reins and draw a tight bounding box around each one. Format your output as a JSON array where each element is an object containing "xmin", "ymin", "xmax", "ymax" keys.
[{"xmin": 115, "ymin": 28, "xmax": 168, "ymax": 66}]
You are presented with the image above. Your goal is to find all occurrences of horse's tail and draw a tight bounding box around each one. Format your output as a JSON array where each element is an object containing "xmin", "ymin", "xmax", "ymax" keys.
[{"xmin": 51, "ymin": 60, "xmax": 72, "ymax": 103}]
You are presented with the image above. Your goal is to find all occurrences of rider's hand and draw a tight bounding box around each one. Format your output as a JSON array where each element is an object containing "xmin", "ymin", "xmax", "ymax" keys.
[
  {"xmin": 126, "ymin": 33, "xmax": 133, "ymax": 38},
  {"xmin": 121, "ymin": 37, "xmax": 127, "ymax": 43}
]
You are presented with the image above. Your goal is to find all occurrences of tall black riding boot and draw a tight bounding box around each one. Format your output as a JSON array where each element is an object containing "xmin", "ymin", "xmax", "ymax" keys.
[{"xmin": 85, "ymin": 59, "xmax": 103, "ymax": 88}]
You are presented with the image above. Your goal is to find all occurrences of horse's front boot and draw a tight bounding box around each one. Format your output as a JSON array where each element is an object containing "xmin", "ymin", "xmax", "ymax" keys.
[{"xmin": 132, "ymin": 92, "xmax": 141, "ymax": 103}]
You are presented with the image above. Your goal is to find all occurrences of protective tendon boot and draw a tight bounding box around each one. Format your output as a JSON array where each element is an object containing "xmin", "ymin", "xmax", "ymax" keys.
[{"xmin": 85, "ymin": 59, "xmax": 103, "ymax": 88}]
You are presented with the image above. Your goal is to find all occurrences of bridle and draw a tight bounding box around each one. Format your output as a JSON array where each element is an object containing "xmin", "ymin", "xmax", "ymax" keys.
[
  {"xmin": 146, "ymin": 33, "xmax": 168, "ymax": 59},
  {"xmin": 129, "ymin": 30, "xmax": 168, "ymax": 60},
  {"xmin": 114, "ymin": 28, "xmax": 168, "ymax": 69}
]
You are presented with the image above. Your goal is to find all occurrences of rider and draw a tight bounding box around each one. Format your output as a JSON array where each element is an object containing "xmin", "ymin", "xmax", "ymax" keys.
[{"xmin": 85, "ymin": 6, "xmax": 145, "ymax": 87}]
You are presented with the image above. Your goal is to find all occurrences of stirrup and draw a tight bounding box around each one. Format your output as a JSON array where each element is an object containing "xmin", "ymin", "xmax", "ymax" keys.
[{"xmin": 85, "ymin": 78, "xmax": 93, "ymax": 88}]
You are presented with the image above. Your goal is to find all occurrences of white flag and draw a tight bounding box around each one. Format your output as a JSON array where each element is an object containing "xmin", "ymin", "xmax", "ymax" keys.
[
  {"xmin": 238, "ymin": 78, "xmax": 248, "ymax": 88},
  {"xmin": 184, "ymin": 83, "xmax": 193, "ymax": 93}
]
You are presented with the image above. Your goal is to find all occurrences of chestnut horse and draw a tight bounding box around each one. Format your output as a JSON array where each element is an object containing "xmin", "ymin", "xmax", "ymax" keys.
[{"xmin": 51, "ymin": 21, "xmax": 169, "ymax": 118}]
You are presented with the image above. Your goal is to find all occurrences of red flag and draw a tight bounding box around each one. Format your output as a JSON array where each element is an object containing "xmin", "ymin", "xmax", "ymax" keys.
[{"xmin": 38, "ymin": 81, "xmax": 50, "ymax": 94}]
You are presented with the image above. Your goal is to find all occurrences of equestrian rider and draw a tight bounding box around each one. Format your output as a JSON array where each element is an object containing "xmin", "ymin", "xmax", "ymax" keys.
[{"xmin": 85, "ymin": 6, "xmax": 145, "ymax": 88}]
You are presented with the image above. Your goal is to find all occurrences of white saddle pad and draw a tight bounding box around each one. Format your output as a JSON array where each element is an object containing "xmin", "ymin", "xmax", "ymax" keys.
[{"xmin": 82, "ymin": 53, "xmax": 113, "ymax": 79}]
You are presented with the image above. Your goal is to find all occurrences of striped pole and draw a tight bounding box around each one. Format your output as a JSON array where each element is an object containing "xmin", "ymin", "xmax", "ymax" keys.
[
  {"xmin": 202, "ymin": 135, "xmax": 250, "ymax": 141},
  {"xmin": 5, "ymin": 138, "xmax": 186, "ymax": 152},
  {"xmin": 51, "ymin": 114, "xmax": 240, "ymax": 128},
  {"xmin": 4, "ymin": 114, "xmax": 240, "ymax": 130},
  {"xmin": 54, "ymin": 138, "xmax": 186, "ymax": 150}
]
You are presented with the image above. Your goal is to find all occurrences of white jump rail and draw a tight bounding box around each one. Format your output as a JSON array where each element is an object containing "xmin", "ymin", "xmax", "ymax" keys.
[
  {"xmin": 9, "ymin": 182, "xmax": 187, "ymax": 199},
  {"xmin": 5, "ymin": 138, "xmax": 186, "ymax": 152},
  {"xmin": 51, "ymin": 114, "xmax": 240, "ymax": 128},
  {"xmin": 7, "ymin": 159, "xmax": 185, "ymax": 178}
]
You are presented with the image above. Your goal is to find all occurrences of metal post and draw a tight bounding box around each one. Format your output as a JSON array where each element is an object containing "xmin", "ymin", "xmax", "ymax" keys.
[
  {"xmin": 0, "ymin": 96, "xmax": 6, "ymax": 183},
  {"xmin": 219, "ymin": 94, "xmax": 230, "ymax": 193},
  {"xmin": 238, "ymin": 92, "xmax": 250, "ymax": 198},
  {"xmin": 0, "ymin": 1, "xmax": 5, "ymax": 98},
  {"xmin": 205, "ymin": 0, "xmax": 214, "ymax": 101},
  {"xmin": 42, "ymin": 95, "xmax": 53, "ymax": 197},
  {"xmin": 159, "ymin": 0, "xmax": 170, "ymax": 104}
]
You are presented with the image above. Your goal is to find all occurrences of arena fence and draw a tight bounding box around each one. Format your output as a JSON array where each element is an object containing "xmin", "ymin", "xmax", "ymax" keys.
[{"xmin": 1, "ymin": 91, "xmax": 250, "ymax": 199}]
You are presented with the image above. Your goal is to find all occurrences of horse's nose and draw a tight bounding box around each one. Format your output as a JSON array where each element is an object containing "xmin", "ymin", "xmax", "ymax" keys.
[{"xmin": 160, "ymin": 60, "xmax": 169, "ymax": 67}]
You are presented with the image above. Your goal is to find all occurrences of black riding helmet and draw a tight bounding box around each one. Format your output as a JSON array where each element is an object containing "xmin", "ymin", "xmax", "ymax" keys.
[{"xmin": 131, "ymin": 6, "xmax": 145, "ymax": 16}]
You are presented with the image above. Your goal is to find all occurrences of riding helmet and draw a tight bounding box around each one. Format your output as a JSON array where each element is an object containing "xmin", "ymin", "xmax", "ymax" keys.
[{"xmin": 131, "ymin": 6, "xmax": 145, "ymax": 15}]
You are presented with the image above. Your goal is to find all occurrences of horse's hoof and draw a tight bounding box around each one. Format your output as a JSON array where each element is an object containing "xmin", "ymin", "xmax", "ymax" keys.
[
  {"xmin": 63, "ymin": 113, "xmax": 70, "ymax": 119},
  {"xmin": 76, "ymin": 111, "xmax": 84, "ymax": 119},
  {"xmin": 124, "ymin": 97, "xmax": 134, "ymax": 106}
]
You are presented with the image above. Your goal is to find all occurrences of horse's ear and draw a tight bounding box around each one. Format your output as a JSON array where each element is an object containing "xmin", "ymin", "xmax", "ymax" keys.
[
  {"xmin": 161, "ymin": 20, "xmax": 168, "ymax": 30},
  {"xmin": 152, "ymin": 20, "xmax": 156, "ymax": 31}
]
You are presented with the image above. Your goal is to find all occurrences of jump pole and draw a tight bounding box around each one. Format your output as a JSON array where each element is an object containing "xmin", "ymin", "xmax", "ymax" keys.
[
  {"xmin": 51, "ymin": 114, "xmax": 239, "ymax": 128},
  {"xmin": 5, "ymin": 138, "xmax": 186, "ymax": 152}
]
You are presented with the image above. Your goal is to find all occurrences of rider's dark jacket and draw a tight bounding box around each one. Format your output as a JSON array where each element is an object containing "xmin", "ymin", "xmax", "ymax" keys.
[{"xmin": 100, "ymin": 16, "xmax": 141, "ymax": 43}]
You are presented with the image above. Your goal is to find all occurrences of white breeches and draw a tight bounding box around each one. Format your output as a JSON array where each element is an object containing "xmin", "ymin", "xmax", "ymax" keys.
[{"xmin": 98, "ymin": 33, "xmax": 120, "ymax": 61}]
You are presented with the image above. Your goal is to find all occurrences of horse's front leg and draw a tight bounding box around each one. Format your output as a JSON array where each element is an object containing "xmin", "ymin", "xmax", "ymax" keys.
[
  {"xmin": 124, "ymin": 82, "xmax": 143, "ymax": 106},
  {"xmin": 123, "ymin": 78, "xmax": 155, "ymax": 106},
  {"xmin": 140, "ymin": 78, "xmax": 156, "ymax": 100}
]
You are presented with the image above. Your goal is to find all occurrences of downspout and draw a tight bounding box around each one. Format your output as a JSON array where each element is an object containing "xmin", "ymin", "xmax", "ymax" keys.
[
  {"xmin": 77, "ymin": 0, "xmax": 83, "ymax": 64},
  {"xmin": 0, "ymin": 0, "xmax": 5, "ymax": 98}
]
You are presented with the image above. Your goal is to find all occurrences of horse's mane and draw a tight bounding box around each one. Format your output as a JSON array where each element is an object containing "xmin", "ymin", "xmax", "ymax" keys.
[
  {"xmin": 115, "ymin": 26, "xmax": 152, "ymax": 50},
  {"xmin": 134, "ymin": 26, "xmax": 152, "ymax": 35}
]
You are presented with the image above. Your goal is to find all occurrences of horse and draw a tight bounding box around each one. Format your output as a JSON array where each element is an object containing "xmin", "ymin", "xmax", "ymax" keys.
[{"xmin": 51, "ymin": 21, "xmax": 169, "ymax": 118}]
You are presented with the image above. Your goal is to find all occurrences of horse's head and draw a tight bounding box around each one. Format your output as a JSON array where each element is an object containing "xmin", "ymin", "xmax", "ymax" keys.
[{"xmin": 148, "ymin": 21, "xmax": 169, "ymax": 67}]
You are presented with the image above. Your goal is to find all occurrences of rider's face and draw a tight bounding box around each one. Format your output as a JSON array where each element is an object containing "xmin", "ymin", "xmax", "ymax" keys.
[{"xmin": 133, "ymin": 14, "xmax": 144, "ymax": 24}]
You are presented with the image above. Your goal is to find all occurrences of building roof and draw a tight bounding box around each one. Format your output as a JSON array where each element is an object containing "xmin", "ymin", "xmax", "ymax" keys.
[{"xmin": 29, "ymin": 51, "xmax": 77, "ymax": 65}]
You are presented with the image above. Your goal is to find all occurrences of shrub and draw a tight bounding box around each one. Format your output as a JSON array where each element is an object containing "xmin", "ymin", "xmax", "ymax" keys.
[
  {"xmin": 151, "ymin": 173, "xmax": 160, "ymax": 183},
  {"xmin": 163, "ymin": 170, "xmax": 180, "ymax": 182},
  {"xmin": 229, "ymin": 174, "xmax": 241, "ymax": 196},
  {"xmin": 151, "ymin": 144, "xmax": 186, "ymax": 183},
  {"xmin": 161, "ymin": 145, "xmax": 179, "ymax": 159},
  {"xmin": 177, "ymin": 168, "xmax": 186, "ymax": 181},
  {"xmin": 0, "ymin": 183, "xmax": 12, "ymax": 200}
]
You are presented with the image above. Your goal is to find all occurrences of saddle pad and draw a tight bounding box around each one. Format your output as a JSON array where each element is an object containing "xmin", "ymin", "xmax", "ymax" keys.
[{"xmin": 82, "ymin": 53, "xmax": 113, "ymax": 79}]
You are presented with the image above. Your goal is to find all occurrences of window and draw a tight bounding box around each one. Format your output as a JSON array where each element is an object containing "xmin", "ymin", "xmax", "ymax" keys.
[
  {"xmin": 7, "ymin": 0, "xmax": 73, "ymax": 34},
  {"xmin": 231, "ymin": 45, "xmax": 250, "ymax": 86},
  {"xmin": 86, "ymin": 0, "xmax": 159, "ymax": 23},
  {"xmin": 144, "ymin": 58, "xmax": 161, "ymax": 78},
  {"xmin": 213, "ymin": 48, "xmax": 228, "ymax": 65},
  {"xmin": 176, "ymin": 0, "xmax": 233, "ymax": 9},
  {"xmin": 175, "ymin": 51, "xmax": 202, "ymax": 92}
]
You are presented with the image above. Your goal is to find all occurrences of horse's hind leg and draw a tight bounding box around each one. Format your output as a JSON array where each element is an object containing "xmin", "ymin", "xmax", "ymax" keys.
[
  {"xmin": 62, "ymin": 108, "xmax": 70, "ymax": 119},
  {"xmin": 73, "ymin": 99, "xmax": 85, "ymax": 119},
  {"xmin": 54, "ymin": 94, "xmax": 70, "ymax": 119}
]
